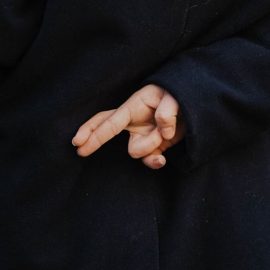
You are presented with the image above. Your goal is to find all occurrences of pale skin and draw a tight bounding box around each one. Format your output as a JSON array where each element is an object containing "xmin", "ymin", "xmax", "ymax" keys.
[{"xmin": 71, "ymin": 84, "xmax": 186, "ymax": 169}]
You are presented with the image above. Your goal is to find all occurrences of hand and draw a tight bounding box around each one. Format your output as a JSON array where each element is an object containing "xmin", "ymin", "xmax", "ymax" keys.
[{"xmin": 72, "ymin": 84, "xmax": 186, "ymax": 169}]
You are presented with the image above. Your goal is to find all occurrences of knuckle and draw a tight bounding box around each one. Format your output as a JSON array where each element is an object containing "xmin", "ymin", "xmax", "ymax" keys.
[
  {"xmin": 128, "ymin": 145, "xmax": 141, "ymax": 159},
  {"xmin": 149, "ymin": 136, "xmax": 160, "ymax": 149},
  {"xmin": 155, "ymin": 111, "xmax": 170, "ymax": 124},
  {"xmin": 107, "ymin": 118, "xmax": 119, "ymax": 136},
  {"xmin": 86, "ymin": 123, "xmax": 95, "ymax": 132},
  {"xmin": 91, "ymin": 132, "xmax": 102, "ymax": 148}
]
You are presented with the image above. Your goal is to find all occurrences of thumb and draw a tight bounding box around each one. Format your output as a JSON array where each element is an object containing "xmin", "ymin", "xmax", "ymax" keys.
[{"xmin": 142, "ymin": 148, "xmax": 166, "ymax": 169}]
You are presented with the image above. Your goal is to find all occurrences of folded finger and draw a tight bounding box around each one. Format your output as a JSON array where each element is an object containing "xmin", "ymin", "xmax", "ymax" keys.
[
  {"xmin": 141, "ymin": 126, "xmax": 185, "ymax": 170},
  {"xmin": 142, "ymin": 148, "xmax": 166, "ymax": 169},
  {"xmin": 155, "ymin": 91, "xmax": 179, "ymax": 140},
  {"xmin": 128, "ymin": 128, "xmax": 163, "ymax": 159}
]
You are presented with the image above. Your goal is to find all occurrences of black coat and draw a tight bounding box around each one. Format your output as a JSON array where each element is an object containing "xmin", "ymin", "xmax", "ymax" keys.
[{"xmin": 1, "ymin": 0, "xmax": 270, "ymax": 269}]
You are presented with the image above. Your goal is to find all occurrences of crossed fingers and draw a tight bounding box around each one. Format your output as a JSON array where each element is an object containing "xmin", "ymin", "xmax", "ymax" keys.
[{"xmin": 72, "ymin": 85, "xmax": 185, "ymax": 169}]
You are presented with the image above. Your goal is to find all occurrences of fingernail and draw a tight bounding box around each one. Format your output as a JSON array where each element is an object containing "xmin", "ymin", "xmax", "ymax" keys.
[{"xmin": 153, "ymin": 156, "xmax": 166, "ymax": 167}]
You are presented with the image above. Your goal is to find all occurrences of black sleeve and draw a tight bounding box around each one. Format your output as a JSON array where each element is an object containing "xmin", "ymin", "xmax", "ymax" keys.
[
  {"xmin": 141, "ymin": 13, "xmax": 270, "ymax": 172},
  {"xmin": 0, "ymin": 0, "xmax": 45, "ymax": 82}
]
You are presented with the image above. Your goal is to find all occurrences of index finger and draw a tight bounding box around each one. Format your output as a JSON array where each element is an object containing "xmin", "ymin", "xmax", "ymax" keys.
[{"xmin": 77, "ymin": 106, "xmax": 131, "ymax": 157}]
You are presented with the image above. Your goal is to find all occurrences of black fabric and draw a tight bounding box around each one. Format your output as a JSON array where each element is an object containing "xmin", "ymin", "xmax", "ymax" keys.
[
  {"xmin": 142, "ymin": 13, "xmax": 270, "ymax": 171},
  {"xmin": 0, "ymin": 0, "xmax": 270, "ymax": 269}
]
